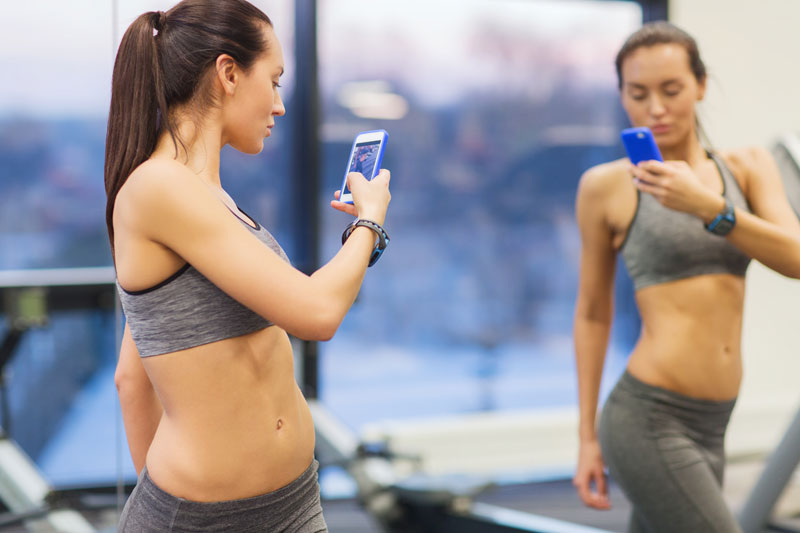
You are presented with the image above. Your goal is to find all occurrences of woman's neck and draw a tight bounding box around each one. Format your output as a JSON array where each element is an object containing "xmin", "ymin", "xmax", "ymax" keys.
[{"xmin": 152, "ymin": 115, "xmax": 223, "ymax": 188}]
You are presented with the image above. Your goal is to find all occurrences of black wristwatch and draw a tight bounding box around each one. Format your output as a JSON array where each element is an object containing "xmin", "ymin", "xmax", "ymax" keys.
[
  {"xmin": 705, "ymin": 198, "xmax": 736, "ymax": 236},
  {"xmin": 341, "ymin": 219, "xmax": 390, "ymax": 266}
]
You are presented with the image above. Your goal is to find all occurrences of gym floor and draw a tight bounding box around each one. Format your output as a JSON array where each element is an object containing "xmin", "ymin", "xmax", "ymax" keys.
[{"xmin": 4, "ymin": 456, "xmax": 799, "ymax": 533}]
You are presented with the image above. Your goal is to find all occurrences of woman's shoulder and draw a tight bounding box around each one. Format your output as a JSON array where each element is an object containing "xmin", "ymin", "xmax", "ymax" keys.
[
  {"xmin": 577, "ymin": 158, "xmax": 631, "ymax": 199},
  {"xmin": 717, "ymin": 146, "xmax": 775, "ymax": 177},
  {"xmin": 119, "ymin": 158, "xmax": 207, "ymax": 208},
  {"xmin": 717, "ymin": 145, "xmax": 777, "ymax": 191},
  {"xmin": 124, "ymin": 158, "xmax": 199, "ymax": 194},
  {"xmin": 115, "ymin": 158, "xmax": 216, "ymax": 228}
]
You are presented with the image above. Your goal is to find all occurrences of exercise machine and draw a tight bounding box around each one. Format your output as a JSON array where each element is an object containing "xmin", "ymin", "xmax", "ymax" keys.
[
  {"xmin": 738, "ymin": 132, "xmax": 800, "ymax": 533},
  {"xmin": 311, "ymin": 401, "xmax": 613, "ymax": 533},
  {"xmin": 0, "ymin": 267, "xmax": 116, "ymax": 533}
]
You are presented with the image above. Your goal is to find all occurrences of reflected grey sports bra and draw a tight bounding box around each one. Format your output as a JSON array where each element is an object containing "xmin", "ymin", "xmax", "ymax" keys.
[
  {"xmin": 620, "ymin": 152, "xmax": 752, "ymax": 290},
  {"xmin": 117, "ymin": 210, "xmax": 290, "ymax": 357}
]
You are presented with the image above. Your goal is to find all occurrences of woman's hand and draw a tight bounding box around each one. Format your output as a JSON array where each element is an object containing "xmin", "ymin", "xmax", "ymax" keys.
[
  {"xmin": 631, "ymin": 160, "xmax": 725, "ymax": 223},
  {"xmin": 331, "ymin": 169, "xmax": 391, "ymax": 225},
  {"xmin": 573, "ymin": 439, "xmax": 611, "ymax": 510}
]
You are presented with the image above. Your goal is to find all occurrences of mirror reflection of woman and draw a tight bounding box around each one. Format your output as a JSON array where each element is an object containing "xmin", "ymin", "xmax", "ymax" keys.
[
  {"xmin": 107, "ymin": 1, "xmax": 390, "ymax": 531},
  {"xmin": 572, "ymin": 21, "xmax": 800, "ymax": 532}
]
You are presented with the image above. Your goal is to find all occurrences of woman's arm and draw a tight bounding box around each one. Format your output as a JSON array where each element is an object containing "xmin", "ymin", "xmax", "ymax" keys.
[
  {"xmin": 114, "ymin": 323, "xmax": 162, "ymax": 474},
  {"xmin": 725, "ymin": 147, "xmax": 800, "ymax": 277},
  {"xmin": 633, "ymin": 148, "xmax": 800, "ymax": 278},
  {"xmin": 115, "ymin": 161, "xmax": 391, "ymax": 341},
  {"xmin": 572, "ymin": 167, "xmax": 618, "ymax": 510}
]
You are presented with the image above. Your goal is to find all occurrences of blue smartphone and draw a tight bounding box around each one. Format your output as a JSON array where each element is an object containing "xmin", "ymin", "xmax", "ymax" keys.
[
  {"xmin": 621, "ymin": 127, "xmax": 663, "ymax": 165},
  {"xmin": 339, "ymin": 129, "xmax": 388, "ymax": 205}
]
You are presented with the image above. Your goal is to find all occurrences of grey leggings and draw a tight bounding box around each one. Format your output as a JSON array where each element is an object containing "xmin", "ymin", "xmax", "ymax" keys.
[
  {"xmin": 119, "ymin": 459, "xmax": 327, "ymax": 532},
  {"xmin": 598, "ymin": 371, "xmax": 741, "ymax": 533}
]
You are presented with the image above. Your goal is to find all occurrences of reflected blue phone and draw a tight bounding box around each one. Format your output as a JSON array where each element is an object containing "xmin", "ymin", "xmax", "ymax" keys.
[
  {"xmin": 339, "ymin": 129, "xmax": 389, "ymax": 205},
  {"xmin": 621, "ymin": 127, "xmax": 663, "ymax": 165}
]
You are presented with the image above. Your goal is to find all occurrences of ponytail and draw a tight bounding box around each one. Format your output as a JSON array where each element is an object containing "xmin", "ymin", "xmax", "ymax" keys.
[
  {"xmin": 104, "ymin": 11, "xmax": 169, "ymax": 256},
  {"xmin": 103, "ymin": 0, "xmax": 272, "ymax": 257}
]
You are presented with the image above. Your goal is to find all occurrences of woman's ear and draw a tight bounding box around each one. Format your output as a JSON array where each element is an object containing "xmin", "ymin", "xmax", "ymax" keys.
[
  {"xmin": 696, "ymin": 76, "xmax": 707, "ymax": 102},
  {"xmin": 215, "ymin": 54, "xmax": 238, "ymax": 96}
]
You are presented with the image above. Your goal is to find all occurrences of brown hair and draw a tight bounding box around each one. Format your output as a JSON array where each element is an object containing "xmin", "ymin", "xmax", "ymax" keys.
[
  {"xmin": 615, "ymin": 21, "xmax": 706, "ymax": 90},
  {"xmin": 615, "ymin": 21, "xmax": 712, "ymax": 148},
  {"xmin": 104, "ymin": 0, "xmax": 272, "ymax": 253}
]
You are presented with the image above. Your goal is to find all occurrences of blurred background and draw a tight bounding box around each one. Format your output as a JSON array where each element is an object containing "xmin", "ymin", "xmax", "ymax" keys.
[{"xmin": 0, "ymin": 0, "xmax": 798, "ymax": 531}]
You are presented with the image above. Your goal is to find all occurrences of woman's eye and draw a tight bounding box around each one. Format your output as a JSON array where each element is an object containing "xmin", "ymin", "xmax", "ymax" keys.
[{"xmin": 630, "ymin": 93, "xmax": 646, "ymax": 101}]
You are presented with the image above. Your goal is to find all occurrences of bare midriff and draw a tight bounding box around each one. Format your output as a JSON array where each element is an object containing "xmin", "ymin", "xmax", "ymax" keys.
[
  {"xmin": 142, "ymin": 326, "xmax": 315, "ymax": 502},
  {"xmin": 627, "ymin": 272, "xmax": 745, "ymax": 401}
]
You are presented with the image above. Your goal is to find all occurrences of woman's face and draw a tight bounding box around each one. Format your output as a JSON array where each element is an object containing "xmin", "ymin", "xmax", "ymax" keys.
[
  {"xmin": 619, "ymin": 43, "xmax": 705, "ymax": 148},
  {"xmin": 225, "ymin": 25, "xmax": 286, "ymax": 154}
]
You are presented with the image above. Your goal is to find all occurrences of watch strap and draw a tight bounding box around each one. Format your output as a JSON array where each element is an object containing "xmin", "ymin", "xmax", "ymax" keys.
[{"xmin": 342, "ymin": 219, "xmax": 390, "ymax": 266}]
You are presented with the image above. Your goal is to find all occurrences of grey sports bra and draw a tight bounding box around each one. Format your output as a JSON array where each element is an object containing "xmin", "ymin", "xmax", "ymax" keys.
[
  {"xmin": 117, "ymin": 210, "xmax": 290, "ymax": 357},
  {"xmin": 620, "ymin": 152, "xmax": 752, "ymax": 291}
]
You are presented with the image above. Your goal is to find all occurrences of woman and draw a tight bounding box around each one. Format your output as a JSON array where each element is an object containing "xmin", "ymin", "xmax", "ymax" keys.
[
  {"xmin": 572, "ymin": 21, "xmax": 800, "ymax": 532},
  {"xmin": 107, "ymin": 1, "xmax": 390, "ymax": 531}
]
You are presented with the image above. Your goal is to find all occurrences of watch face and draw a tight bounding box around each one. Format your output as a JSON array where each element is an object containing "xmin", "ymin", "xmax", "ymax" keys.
[{"xmin": 712, "ymin": 215, "xmax": 735, "ymax": 235}]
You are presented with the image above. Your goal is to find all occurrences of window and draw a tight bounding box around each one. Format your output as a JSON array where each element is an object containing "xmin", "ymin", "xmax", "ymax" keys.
[
  {"xmin": 318, "ymin": 0, "xmax": 642, "ymax": 429},
  {"xmin": 0, "ymin": 0, "xmax": 294, "ymax": 486},
  {"xmin": 0, "ymin": 0, "xmax": 647, "ymax": 489}
]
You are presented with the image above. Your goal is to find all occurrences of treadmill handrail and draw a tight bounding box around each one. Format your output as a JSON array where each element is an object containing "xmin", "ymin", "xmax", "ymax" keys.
[{"xmin": 0, "ymin": 267, "xmax": 116, "ymax": 289}]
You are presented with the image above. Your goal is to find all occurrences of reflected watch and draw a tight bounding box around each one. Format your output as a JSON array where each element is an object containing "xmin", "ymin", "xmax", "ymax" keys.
[{"xmin": 705, "ymin": 197, "xmax": 736, "ymax": 236}]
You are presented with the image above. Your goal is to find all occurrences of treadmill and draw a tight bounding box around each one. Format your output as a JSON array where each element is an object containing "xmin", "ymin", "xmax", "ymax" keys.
[{"xmin": 739, "ymin": 131, "xmax": 800, "ymax": 533}]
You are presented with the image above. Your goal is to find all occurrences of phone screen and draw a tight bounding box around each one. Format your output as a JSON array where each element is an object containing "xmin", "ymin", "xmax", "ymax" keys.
[{"xmin": 343, "ymin": 140, "xmax": 381, "ymax": 196}]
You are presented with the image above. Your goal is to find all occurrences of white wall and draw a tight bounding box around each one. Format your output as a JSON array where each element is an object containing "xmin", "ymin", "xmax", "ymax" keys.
[{"xmin": 670, "ymin": 0, "xmax": 800, "ymax": 456}]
